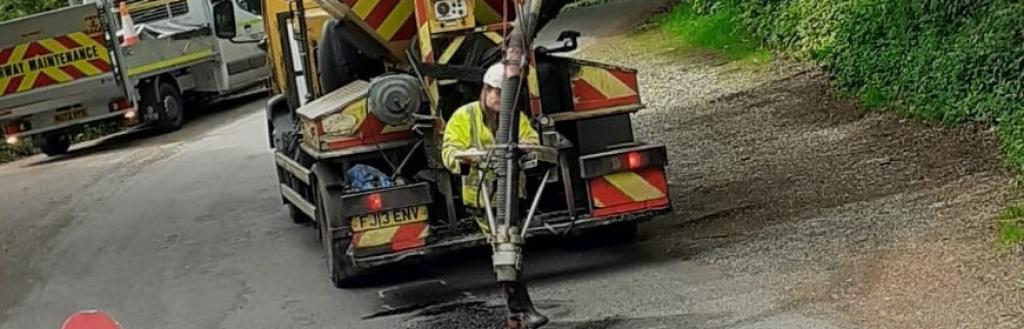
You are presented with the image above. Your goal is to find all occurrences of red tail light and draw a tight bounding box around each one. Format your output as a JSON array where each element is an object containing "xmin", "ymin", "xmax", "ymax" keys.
[
  {"xmin": 367, "ymin": 193, "xmax": 383, "ymax": 212},
  {"xmin": 109, "ymin": 98, "xmax": 133, "ymax": 112},
  {"xmin": 579, "ymin": 145, "xmax": 668, "ymax": 179},
  {"xmin": 3, "ymin": 121, "xmax": 24, "ymax": 135},
  {"xmin": 626, "ymin": 152, "xmax": 644, "ymax": 170}
]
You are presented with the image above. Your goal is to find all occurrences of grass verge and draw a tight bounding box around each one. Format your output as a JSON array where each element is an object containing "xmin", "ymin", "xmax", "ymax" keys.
[
  {"xmin": 658, "ymin": 1, "xmax": 1024, "ymax": 248},
  {"xmin": 999, "ymin": 206, "xmax": 1024, "ymax": 249},
  {"xmin": 658, "ymin": 4, "xmax": 773, "ymax": 63},
  {"xmin": 662, "ymin": 0, "xmax": 1024, "ymax": 173}
]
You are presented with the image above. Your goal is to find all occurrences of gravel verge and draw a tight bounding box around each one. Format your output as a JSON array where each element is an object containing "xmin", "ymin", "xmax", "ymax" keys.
[{"xmin": 582, "ymin": 30, "xmax": 1024, "ymax": 329}]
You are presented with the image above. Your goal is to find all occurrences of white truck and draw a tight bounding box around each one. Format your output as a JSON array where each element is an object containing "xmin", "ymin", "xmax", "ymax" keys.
[{"xmin": 0, "ymin": 0, "xmax": 268, "ymax": 155}]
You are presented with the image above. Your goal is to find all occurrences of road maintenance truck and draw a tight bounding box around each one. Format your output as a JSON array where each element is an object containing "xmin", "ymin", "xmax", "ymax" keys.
[
  {"xmin": 0, "ymin": 0, "xmax": 269, "ymax": 155},
  {"xmin": 258, "ymin": 0, "xmax": 671, "ymax": 325},
  {"xmin": 262, "ymin": 0, "xmax": 673, "ymax": 283}
]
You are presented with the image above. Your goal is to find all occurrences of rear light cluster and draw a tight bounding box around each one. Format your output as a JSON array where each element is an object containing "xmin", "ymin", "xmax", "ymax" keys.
[
  {"xmin": 626, "ymin": 152, "xmax": 645, "ymax": 170},
  {"xmin": 367, "ymin": 193, "xmax": 383, "ymax": 212},
  {"xmin": 3, "ymin": 121, "xmax": 23, "ymax": 135},
  {"xmin": 339, "ymin": 183, "xmax": 433, "ymax": 219},
  {"xmin": 109, "ymin": 98, "xmax": 138, "ymax": 120},
  {"xmin": 108, "ymin": 98, "xmax": 133, "ymax": 112},
  {"xmin": 3, "ymin": 121, "xmax": 28, "ymax": 145},
  {"xmin": 580, "ymin": 145, "xmax": 668, "ymax": 179}
]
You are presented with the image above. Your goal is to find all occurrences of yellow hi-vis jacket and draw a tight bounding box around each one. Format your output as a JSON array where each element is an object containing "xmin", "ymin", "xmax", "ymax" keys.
[{"xmin": 442, "ymin": 101, "xmax": 539, "ymax": 209}]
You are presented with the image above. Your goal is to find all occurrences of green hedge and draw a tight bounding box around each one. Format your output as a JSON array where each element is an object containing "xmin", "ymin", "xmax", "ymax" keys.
[
  {"xmin": 0, "ymin": 0, "xmax": 66, "ymax": 21},
  {"xmin": 674, "ymin": 0, "xmax": 1024, "ymax": 170},
  {"xmin": 0, "ymin": 142, "xmax": 32, "ymax": 163}
]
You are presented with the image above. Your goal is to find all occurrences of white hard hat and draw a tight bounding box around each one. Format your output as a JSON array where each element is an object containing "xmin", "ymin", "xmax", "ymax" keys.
[{"xmin": 483, "ymin": 63, "xmax": 505, "ymax": 88}]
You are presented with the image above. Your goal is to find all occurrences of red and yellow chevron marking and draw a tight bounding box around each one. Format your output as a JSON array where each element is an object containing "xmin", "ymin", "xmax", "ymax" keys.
[
  {"xmin": 343, "ymin": 0, "xmax": 418, "ymax": 43},
  {"xmin": 351, "ymin": 222, "xmax": 429, "ymax": 256},
  {"xmin": 571, "ymin": 65, "xmax": 641, "ymax": 112},
  {"xmin": 0, "ymin": 32, "xmax": 110, "ymax": 96},
  {"xmin": 313, "ymin": 99, "xmax": 414, "ymax": 150},
  {"xmin": 412, "ymin": 0, "xmax": 441, "ymax": 110},
  {"xmin": 589, "ymin": 167, "xmax": 669, "ymax": 218}
]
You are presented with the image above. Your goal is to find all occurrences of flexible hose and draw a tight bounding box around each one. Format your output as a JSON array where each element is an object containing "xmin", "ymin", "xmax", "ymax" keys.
[{"xmin": 494, "ymin": 0, "xmax": 541, "ymax": 236}]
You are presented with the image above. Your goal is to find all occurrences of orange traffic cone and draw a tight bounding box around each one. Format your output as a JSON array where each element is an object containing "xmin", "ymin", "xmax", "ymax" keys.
[{"xmin": 119, "ymin": 1, "xmax": 138, "ymax": 47}]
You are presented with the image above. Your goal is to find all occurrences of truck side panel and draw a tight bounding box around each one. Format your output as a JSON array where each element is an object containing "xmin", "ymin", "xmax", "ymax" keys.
[{"xmin": 0, "ymin": 5, "xmax": 113, "ymax": 102}]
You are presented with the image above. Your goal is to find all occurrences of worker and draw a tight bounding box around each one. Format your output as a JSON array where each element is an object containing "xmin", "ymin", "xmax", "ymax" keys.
[
  {"xmin": 440, "ymin": 62, "xmax": 548, "ymax": 328},
  {"xmin": 441, "ymin": 62, "xmax": 539, "ymax": 213}
]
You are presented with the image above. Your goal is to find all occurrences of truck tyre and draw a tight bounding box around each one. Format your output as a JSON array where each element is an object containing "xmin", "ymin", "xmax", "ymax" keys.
[
  {"xmin": 38, "ymin": 133, "xmax": 71, "ymax": 156},
  {"xmin": 313, "ymin": 165, "xmax": 361, "ymax": 288},
  {"xmin": 288, "ymin": 204, "xmax": 310, "ymax": 224},
  {"xmin": 586, "ymin": 221, "xmax": 639, "ymax": 244},
  {"xmin": 145, "ymin": 81, "xmax": 184, "ymax": 133},
  {"xmin": 276, "ymin": 138, "xmax": 311, "ymax": 223},
  {"xmin": 318, "ymin": 19, "xmax": 384, "ymax": 93}
]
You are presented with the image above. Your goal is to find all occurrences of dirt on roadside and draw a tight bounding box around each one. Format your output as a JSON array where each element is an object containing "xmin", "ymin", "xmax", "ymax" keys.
[{"xmin": 581, "ymin": 30, "xmax": 1024, "ymax": 329}]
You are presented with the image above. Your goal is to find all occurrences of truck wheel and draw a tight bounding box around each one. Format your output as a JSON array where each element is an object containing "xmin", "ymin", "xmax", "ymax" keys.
[
  {"xmin": 282, "ymin": 144, "xmax": 313, "ymax": 224},
  {"xmin": 288, "ymin": 204, "xmax": 310, "ymax": 224},
  {"xmin": 314, "ymin": 165, "xmax": 361, "ymax": 288},
  {"xmin": 321, "ymin": 220, "xmax": 359, "ymax": 288},
  {"xmin": 147, "ymin": 82, "xmax": 184, "ymax": 133},
  {"xmin": 38, "ymin": 133, "xmax": 71, "ymax": 156},
  {"xmin": 586, "ymin": 221, "xmax": 639, "ymax": 244}
]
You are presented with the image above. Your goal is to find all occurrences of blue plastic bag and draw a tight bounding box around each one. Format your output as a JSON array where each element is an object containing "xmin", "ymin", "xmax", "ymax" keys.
[{"xmin": 346, "ymin": 164, "xmax": 394, "ymax": 191}]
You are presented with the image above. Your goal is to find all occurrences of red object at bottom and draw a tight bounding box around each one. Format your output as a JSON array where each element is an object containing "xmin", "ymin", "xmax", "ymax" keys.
[
  {"xmin": 62, "ymin": 310, "xmax": 121, "ymax": 329},
  {"xmin": 588, "ymin": 167, "xmax": 670, "ymax": 218}
]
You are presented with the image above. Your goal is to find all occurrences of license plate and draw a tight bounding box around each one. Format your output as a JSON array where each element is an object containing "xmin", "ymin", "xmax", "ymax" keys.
[
  {"xmin": 54, "ymin": 109, "xmax": 88, "ymax": 123},
  {"xmin": 350, "ymin": 206, "xmax": 428, "ymax": 232}
]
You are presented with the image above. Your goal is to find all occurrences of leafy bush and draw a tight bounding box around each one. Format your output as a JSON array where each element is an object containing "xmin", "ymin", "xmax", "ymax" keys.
[
  {"xmin": 0, "ymin": 139, "xmax": 34, "ymax": 163},
  {"xmin": 0, "ymin": 0, "xmax": 66, "ymax": 21},
  {"xmin": 670, "ymin": 0, "xmax": 1024, "ymax": 171}
]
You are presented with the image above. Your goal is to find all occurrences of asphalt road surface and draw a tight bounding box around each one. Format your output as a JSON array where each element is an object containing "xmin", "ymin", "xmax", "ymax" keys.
[
  {"xmin": 19, "ymin": 0, "xmax": 1004, "ymax": 328},
  {"xmin": 6, "ymin": 1, "xmax": 1015, "ymax": 328},
  {"xmin": 0, "ymin": 94, "xmax": 837, "ymax": 329},
  {"xmin": 0, "ymin": 2, "xmax": 746, "ymax": 329}
]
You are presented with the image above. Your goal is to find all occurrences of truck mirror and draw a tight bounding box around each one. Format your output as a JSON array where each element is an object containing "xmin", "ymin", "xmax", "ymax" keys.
[{"xmin": 212, "ymin": 0, "xmax": 237, "ymax": 39}]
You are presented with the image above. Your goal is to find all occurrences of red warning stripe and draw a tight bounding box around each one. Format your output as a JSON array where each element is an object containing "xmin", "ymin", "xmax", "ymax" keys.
[
  {"xmin": 365, "ymin": 0, "xmax": 401, "ymax": 28},
  {"xmin": 639, "ymin": 168, "xmax": 669, "ymax": 193},
  {"xmin": 343, "ymin": 0, "xmax": 417, "ymax": 43},
  {"xmin": 53, "ymin": 35, "xmax": 81, "ymax": 49},
  {"xmin": 4, "ymin": 76, "xmax": 22, "ymax": 95},
  {"xmin": 0, "ymin": 32, "xmax": 112, "ymax": 96},
  {"xmin": 89, "ymin": 59, "xmax": 111, "ymax": 72},
  {"xmin": 590, "ymin": 177, "xmax": 634, "ymax": 208},
  {"xmin": 90, "ymin": 33, "xmax": 106, "ymax": 46},
  {"xmin": 392, "ymin": 19, "xmax": 417, "ymax": 41},
  {"xmin": 32, "ymin": 73, "xmax": 57, "ymax": 89},
  {"xmin": 391, "ymin": 221, "xmax": 427, "ymax": 251},
  {"xmin": 0, "ymin": 47, "xmax": 13, "ymax": 64},
  {"xmin": 571, "ymin": 79, "xmax": 606, "ymax": 103},
  {"xmin": 589, "ymin": 168, "xmax": 670, "ymax": 218},
  {"xmin": 22, "ymin": 42, "xmax": 50, "ymax": 59},
  {"xmin": 571, "ymin": 80, "xmax": 642, "ymax": 112},
  {"xmin": 61, "ymin": 65, "xmax": 86, "ymax": 80},
  {"xmin": 323, "ymin": 114, "xmax": 413, "ymax": 150}
]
